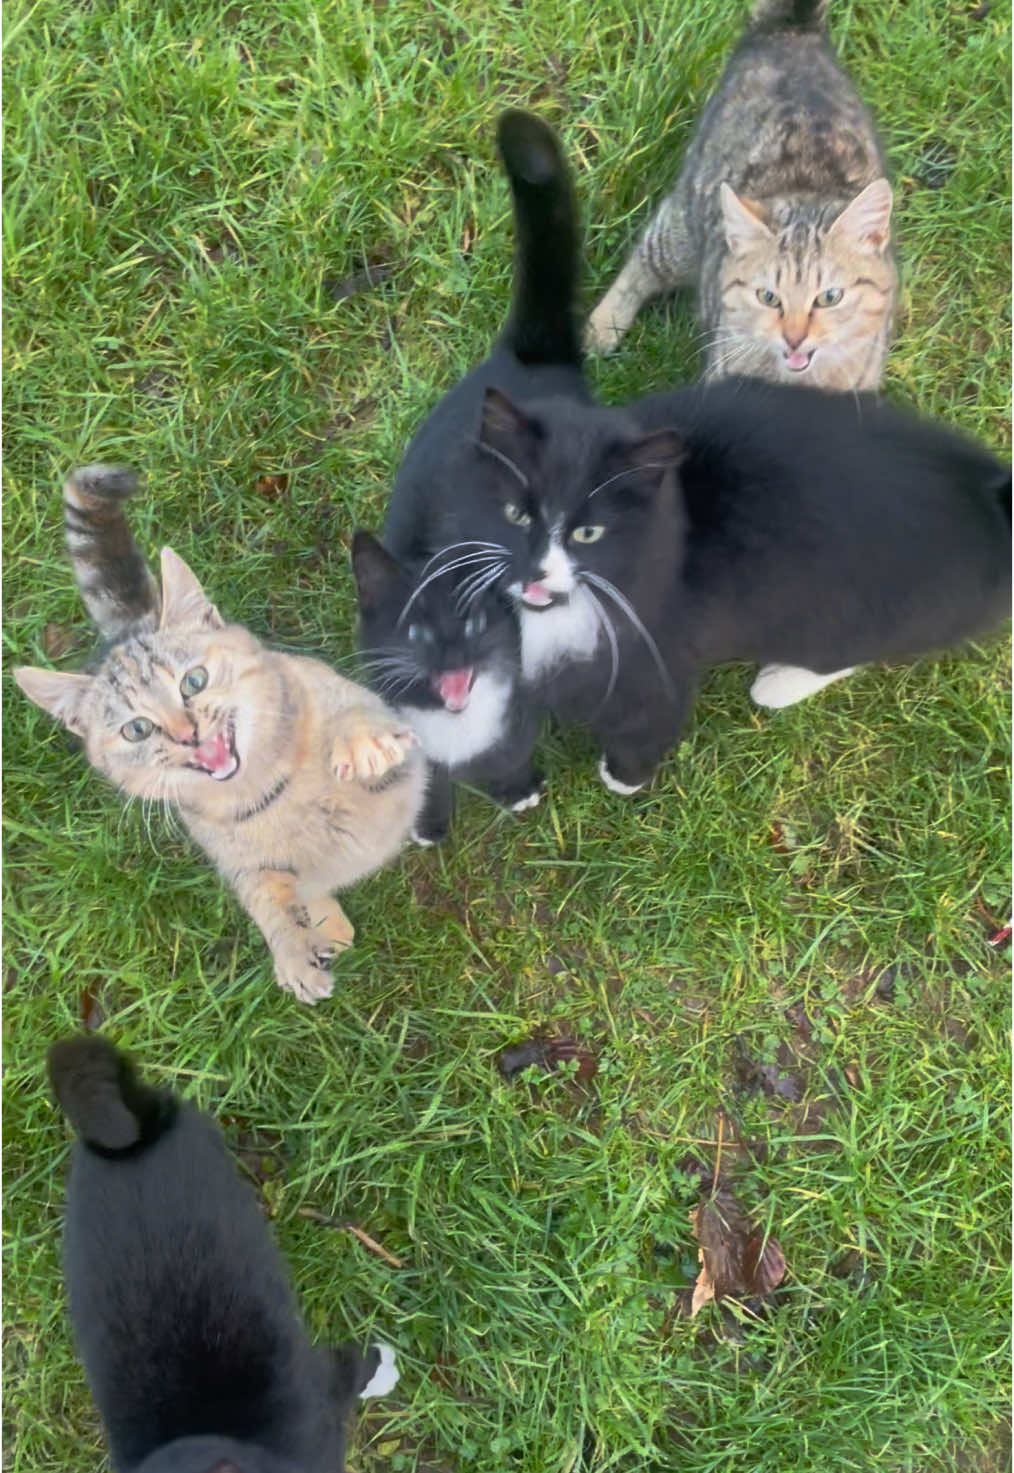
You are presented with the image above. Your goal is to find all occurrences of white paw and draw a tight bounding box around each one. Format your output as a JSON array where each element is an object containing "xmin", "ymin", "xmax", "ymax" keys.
[
  {"xmin": 585, "ymin": 307, "xmax": 625, "ymax": 355},
  {"xmin": 274, "ymin": 938, "xmax": 336, "ymax": 1004},
  {"xmin": 360, "ymin": 1343, "xmax": 399, "ymax": 1399},
  {"xmin": 597, "ymin": 756, "xmax": 645, "ymax": 796},
  {"xmin": 750, "ymin": 664, "xmax": 856, "ymax": 710},
  {"xmin": 509, "ymin": 788, "xmax": 543, "ymax": 813},
  {"xmin": 410, "ymin": 828, "xmax": 436, "ymax": 848}
]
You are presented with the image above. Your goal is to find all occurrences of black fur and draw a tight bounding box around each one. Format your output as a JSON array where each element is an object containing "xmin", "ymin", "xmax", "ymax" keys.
[
  {"xmin": 48, "ymin": 1036, "xmax": 384, "ymax": 1473},
  {"xmin": 354, "ymin": 110, "xmax": 588, "ymax": 838}
]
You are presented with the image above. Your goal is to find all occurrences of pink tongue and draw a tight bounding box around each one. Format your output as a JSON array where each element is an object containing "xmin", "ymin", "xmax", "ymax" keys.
[
  {"xmin": 194, "ymin": 730, "xmax": 231, "ymax": 772},
  {"xmin": 785, "ymin": 348, "xmax": 812, "ymax": 371},
  {"xmin": 436, "ymin": 669, "xmax": 474, "ymax": 712},
  {"xmin": 522, "ymin": 582, "xmax": 554, "ymax": 607}
]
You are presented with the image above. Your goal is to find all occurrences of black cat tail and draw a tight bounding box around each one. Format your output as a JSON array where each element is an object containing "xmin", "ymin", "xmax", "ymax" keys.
[
  {"xmin": 496, "ymin": 110, "xmax": 582, "ymax": 368},
  {"xmin": 48, "ymin": 1036, "xmax": 176, "ymax": 1156},
  {"xmin": 748, "ymin": 0, "xmax": 828, "ymax": 30},
  {"xmin": 63, "ymin": 465, "xmax": 160, "ymax": 640}
]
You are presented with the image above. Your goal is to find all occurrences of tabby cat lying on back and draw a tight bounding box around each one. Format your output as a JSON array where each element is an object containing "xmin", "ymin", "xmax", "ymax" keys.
[
  {"xmin": 352, "ymin": 108, "xmax": 586, "ymax": 842},
  {"xmin": 588, "ymin": 0, "xmax": 897, "ymax": 390},
  {"xmin": 49, "ymin": 1034, "xmax": 397, "ymax": 1473},
  {"xmin": 16, "ymin": 467, "xmax": 424, "ymax": 1003}
]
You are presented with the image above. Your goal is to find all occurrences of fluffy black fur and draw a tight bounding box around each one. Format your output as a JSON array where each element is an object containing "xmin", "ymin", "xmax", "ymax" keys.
[
  {"xmin": 48, "ymin": 1036, "xmax": 385, "ymax": 1473},
  {"xmin": 354, "ymin": 108, "xmax": 588, "ymax": 839},
  {"xmin": 385, "ymin": 366, "xmax": 1010, "ymax": 790}
]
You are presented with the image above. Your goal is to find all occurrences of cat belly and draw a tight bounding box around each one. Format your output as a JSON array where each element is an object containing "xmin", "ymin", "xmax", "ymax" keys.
[
  {"xmin": 520, "ymin": 592, "xmax": 600, "ymax": 682},
  {"xmin": 402, "ymin": 673, "xmax": 512, "ymax": 770}
]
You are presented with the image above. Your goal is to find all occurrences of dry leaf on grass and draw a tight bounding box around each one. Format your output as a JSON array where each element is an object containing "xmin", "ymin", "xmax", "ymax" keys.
[
  {"xmin": 689, "ymin": 1185, "xmax": 786, "ymax": 1316},
  {"xmin": 254, "ymin": 473, "xmax": 289, "ymax": 498}
]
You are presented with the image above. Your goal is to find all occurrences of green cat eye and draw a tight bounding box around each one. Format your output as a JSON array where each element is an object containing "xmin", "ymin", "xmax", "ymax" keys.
[
  {"xmin": 814, "ymin": 287, "xmax": 844, "ymax": 308},
  {"xmin": 180, "ymin": 666, "xmax": 208, "ymax": 697},
  {"xmin": 570, "ymin": 525, "xmax": 606, "ymax": 545},
  {"xmin": 756, "ymin": 287, "xmax": 781, "ymax": 308},
  {"xmin": 121, "ymin": 716, "xmax": 154, "ymax": 743},
  {"xmin": 503, "ymin": 501, "xmax": 533, "ymax": 528}
]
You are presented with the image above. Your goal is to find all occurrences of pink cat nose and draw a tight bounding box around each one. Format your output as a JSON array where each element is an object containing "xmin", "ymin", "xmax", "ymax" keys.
[
  {"xmin": 782, "ymin": 324, "xmax": 809, "ymax": 350},
  {"xmin": 166, "ymin": 718, "xmax": 198, "ymax": 746}
]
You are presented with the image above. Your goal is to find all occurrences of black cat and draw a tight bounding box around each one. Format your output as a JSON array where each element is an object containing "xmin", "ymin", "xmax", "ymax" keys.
[
  {"xmin": 48, "ymin": 1036, "xmax": 397, "ymax": 1473},
  {"xmin": 400, "ymin": 372, "xmax": 1010, "ymax": 792},
  {"xmin": 352, "ymin": 108, "xmax": 588, "ymax": 842}
]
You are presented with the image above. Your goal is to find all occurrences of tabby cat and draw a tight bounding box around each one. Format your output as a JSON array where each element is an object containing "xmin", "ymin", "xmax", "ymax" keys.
[
  {"xmin": 16, "ymin": 467, "xmax": 425, "ymax": 1003},
  {"xmin": 49, "ymin": 1034, "xmax": 397, "ymax": 1473},
  {"xmin": 587, "ymin": 0, "xmax": 897, "ymax": 390}
]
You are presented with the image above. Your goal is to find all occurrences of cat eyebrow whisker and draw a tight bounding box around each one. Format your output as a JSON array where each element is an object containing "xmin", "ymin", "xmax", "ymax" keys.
[
  {"xmin": 579, "ymin": 571, "xmax": 675, "ymax": 697},
  {"xmin": 398, "ymin": 552, "xmax": 505, "ymax": 624},
  {"xmin": 587, "ymin": 464, "xmax": 673, "ymax": 500},
  {"xmin": 416, "ymin": 539, "xmax": 510, "ymax": 578},
  {"xmin": 468, "ymin": 437, "xmax": 530, "ymax": 488}
]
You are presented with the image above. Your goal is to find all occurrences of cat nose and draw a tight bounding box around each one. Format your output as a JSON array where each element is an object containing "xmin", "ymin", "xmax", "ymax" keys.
[
  {"xmin": 166, "ymin": 717, "xmax": 198, "ymax": 746},
  {"xmin": 782, "ymin": 322, "xmax": 809, "ymax": 350}
]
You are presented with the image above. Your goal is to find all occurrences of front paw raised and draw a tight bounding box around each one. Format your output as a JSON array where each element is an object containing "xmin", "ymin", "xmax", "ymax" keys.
[{"xmin": 331, "ymin": 713, "xmax": 416, "ymax": 782}]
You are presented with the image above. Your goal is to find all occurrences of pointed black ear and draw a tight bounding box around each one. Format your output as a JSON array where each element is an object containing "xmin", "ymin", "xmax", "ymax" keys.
[
  {"xmin": 478, "ymin": 386, "xmax": 542, "ymax": 452},
  {"xmin": 601, "ymin": 429, "xmax": 684, "ymax": 495},
  {"xmin": 351, "ymin": 530, "xmax": 407, "ymax": 614}
]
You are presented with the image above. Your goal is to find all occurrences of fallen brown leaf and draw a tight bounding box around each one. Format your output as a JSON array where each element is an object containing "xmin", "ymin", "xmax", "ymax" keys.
[
  {"xmin": 254, "ymin": 473, "xmax": 289, "ymax": 498},
  {"xmin": 689, "ymin": 1185, "xmax": 786, "ymax": 1316}
]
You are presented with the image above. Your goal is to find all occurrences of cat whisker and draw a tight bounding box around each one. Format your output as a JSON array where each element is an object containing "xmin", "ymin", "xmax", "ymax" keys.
[
  {"xmin": 580, "ymin": 583, "xmax": 620, "ymax": 710},
  {"xmin": 467, "ymin": 437, "xmax": 529, "ymax": 488},
  {"xmin": 579, "ymin": 571, "xmax": 675, "ymax": 697},
  {"xmin": 416, "ymin": 539, "xmax": 509, "ymax": 578},
  {"xmin": 455, "ymin": 560, "xmax": 508, "ymax": 611},
  {"xmin": 587, "ymin": 464, "xmax": 677, "ymax": 500},
  {"xmin": 398, "ymin": 553, "xmax": 505, "ymax": 622}
]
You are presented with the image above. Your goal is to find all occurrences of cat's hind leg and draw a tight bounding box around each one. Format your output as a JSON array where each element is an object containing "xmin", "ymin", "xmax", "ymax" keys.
[
  {"xmin": 750, "ymin": 664, "xmax": 857, "ymax": 709},
  {"xmin": 587, "ymin": 193, "xmax": 696, "ymax": 353}
]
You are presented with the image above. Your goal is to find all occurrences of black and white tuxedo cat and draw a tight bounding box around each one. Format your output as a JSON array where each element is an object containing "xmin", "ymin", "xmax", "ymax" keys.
[
  {"xmin": 48, "ymin": 1035, "xmax": 397, "ymax": 1473},
  {"xmin": 353, "ymin": 108, "xmax": 588, "ymax": 841}
]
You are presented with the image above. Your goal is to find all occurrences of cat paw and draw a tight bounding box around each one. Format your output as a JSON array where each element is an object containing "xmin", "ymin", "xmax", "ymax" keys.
[
  {"xmin": 307, "ymin": 898, "xmax": 355, "ymax": 950},
  {"xmin": 585, "ymin": 307, "xmax": 626, "ymax": 356},
  {"xmin": 750, "ymin": 663, "xmax": 856, "ymax": 710},
  {"xmin": 597, "ymin": 756, "xmax": 646, "ymax": 796},
  {"xmin": 360, "ymin": 1343, "xmax": 399, "ymax": 1400},
  {"xmin": 508, "ymin": 787, "xmax": 543, "ymax": 813},
  {"xmin": 273, "ymin": 937, "xmax": 337, "ymax": 1005},
  {"xmin": 331, "ymin": 716, "xmax": 416, "ymax": 782}
]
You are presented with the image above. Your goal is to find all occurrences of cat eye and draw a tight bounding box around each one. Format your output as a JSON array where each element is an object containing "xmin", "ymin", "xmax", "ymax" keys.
[
  {"xmin": 463, "ymin": 610, "xmax": 487, "ymax": 638},
  {"xmin": 121, "ymin": 716, "xmax": 154, "ymax": 743},
  {"xmin": 180, "ymin": 666, "xmax": 208, "ymax": 697},
  {"xmin": 756, "ymin": 288, "xmax": 782, "ymax": 309},
  {"xmin": 570, "ymin": 525, "xmax": 606, "ymax": 545},
  {"xmin": 813, "ymin": 287, "xmax": 844, "ymax": 308},
  {"xmin": 407, "ymin": 623, "xmax": 433, "ymax": 644},
  {"xmin": 503, "ymin": 501, "xmax": 533, "ymax": 528}
]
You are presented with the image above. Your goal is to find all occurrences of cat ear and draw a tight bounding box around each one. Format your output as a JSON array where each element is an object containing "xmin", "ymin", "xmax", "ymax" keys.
[
  {"xmin": 351, "ymin": 530, "xmax": 407, "ymax": 614},
  {"xmin": 157, "ymin": 548, "xmax": 224, "ymax": 631},
  {"xmin": 478, "ymin": 387, "xmax": 541, "ymax": 457},
  {"xmin": 719, "ymin": 184, "xmax": 773, "ymax": 256},
  {"xmin": 602, "ymin": 429, "xmax": 685, "ymax": 495},
  {"xmin": 828, "ymin": 178, "xmax": 893, "ymax": 253},
  {"xmin": 14, "ymin": 666, "xmax": 94, "ymax": 732}
]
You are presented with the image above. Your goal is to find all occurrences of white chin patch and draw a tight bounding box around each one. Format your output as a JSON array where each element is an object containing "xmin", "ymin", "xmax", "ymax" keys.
[
  {"xmin": 360, "ymin": 1343, "xmax": 399, "ymax": 1399},
  {"xmin": 597, "ymin": 756, "xmax": 645, "ymax": 795}
]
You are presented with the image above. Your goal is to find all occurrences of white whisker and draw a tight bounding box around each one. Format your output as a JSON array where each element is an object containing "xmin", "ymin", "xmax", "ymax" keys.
[
  {"xmin": 416, "ymin": 539, "xmax": 509, "ymax": 578},
  {"xmin": 580, "ymin": 571, "xmax": 674, "ymax": 697},
  {"xmin": 582, "ymin": 584, "xmax": 620, "ymax": 708},
  {"xmin": 467, "ymin": 436, "xmax": 529, "ymax": 488},
  {"xmin": 398, "ymin": 552, "xmax": 505, "ymax": 622}
]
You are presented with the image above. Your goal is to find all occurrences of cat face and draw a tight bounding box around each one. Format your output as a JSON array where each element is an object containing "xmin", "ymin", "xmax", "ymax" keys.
[
  {"xmin": 352, "ymin": 531, "xmax": 519, "ymax": 713},
  {"xmin": 466, "ymin": 389, "xmax": 684, "ymax": 616},
  {"xmin": 15, "ymin": 549, "xmax": 270, "ymax": 800},
  {"xmin": 716, "ymin": 179, "xmax": 894, "ymax": 389}
]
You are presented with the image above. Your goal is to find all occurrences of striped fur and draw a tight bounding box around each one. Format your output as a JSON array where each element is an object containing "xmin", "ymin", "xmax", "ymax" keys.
[
  {"xmin": 63, "ymin": 465, "xmax": 160, "ymax": 639},
  {"xmin": 587, "ymin": 1, "xmax": 896, "ymax": 391}
]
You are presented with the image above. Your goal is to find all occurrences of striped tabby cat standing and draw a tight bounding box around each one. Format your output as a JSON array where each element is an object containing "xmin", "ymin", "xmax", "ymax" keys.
[{"xmin": 588, "ymin": 0, "xmax": 897, "ymax": 390}]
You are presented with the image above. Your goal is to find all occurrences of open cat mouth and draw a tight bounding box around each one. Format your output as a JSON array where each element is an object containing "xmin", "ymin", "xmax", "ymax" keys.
[
  {"xmin": 784, "ymin": 347, "xmax": 815, "ymax": 373},
  {"xmin": 433, "ymin": 668, "xmax": 475, "ymax": 712},
  {"xmin": 519, "ymin": 581, "xmax": 566, "ymax": 610},
  {"xmin": 187, "ymin": 719, "xmax": 240, "ymax": 781}
]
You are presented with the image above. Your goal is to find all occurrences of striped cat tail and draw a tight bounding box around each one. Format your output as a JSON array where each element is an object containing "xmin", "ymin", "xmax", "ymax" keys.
[
  {"xmin": 63, "ymin": 464, "xmax": 160, "ymax": 638},
  {"xmin": 48, "ymin": 1036, "xmax": 177, "ymax": 1156},
  {"xmin": 496, "ymin": 110, "xmax": 582, "ymax": 368},
  {"xmin": 748, "ymin": 0, "xmax": 829, "ymax": 30}
]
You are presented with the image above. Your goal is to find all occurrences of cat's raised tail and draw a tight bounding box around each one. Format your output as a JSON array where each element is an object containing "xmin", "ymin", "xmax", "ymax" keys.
[
  {"xmin": 63, "ymin": 464, "xmax": 160, "ymax": 639},
  {"xmin": 48, "ymin": 1036, "xmax": 175, "ymax": 1155},
  {"xmin": 749, "ymin": 0, "xmax": 828, "ymax": 29},
  {"xmin": 496, "ymin": 109, "xmax": 582, "ymax": 368}
]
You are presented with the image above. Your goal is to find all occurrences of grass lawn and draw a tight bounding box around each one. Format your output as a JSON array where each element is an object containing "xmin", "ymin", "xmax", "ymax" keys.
[{"xmin": 4, "ymin": 0, "xmax": 1011, "ymax": 1469}]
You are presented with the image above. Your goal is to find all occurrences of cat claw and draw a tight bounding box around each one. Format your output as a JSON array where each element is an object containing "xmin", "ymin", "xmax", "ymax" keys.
[
  {"xmin": 597, "ymin": 757, "xmax": 646, "ymax": 796},
  {"xmin": 332, "ymin": 723, "xmax": 416, "ymax": 783}
]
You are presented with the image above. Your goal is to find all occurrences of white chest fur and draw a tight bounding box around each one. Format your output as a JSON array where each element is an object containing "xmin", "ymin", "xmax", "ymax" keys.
[
  {"xmin": 520, "ymin": 588, "xmax": 601, "ymax": 681},
  {"xmin": 402, "ymin": 672, "xmax": 512, "ymax": 770}
]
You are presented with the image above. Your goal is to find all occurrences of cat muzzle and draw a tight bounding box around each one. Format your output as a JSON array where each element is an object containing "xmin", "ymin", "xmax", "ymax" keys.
[
  {"xmin": 433, "ymin": 668, "xmax": 475, "ymax": 712},
  {"xmin": 187, "ymin": 722, "xmax": 240, "ymax": 780}
]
